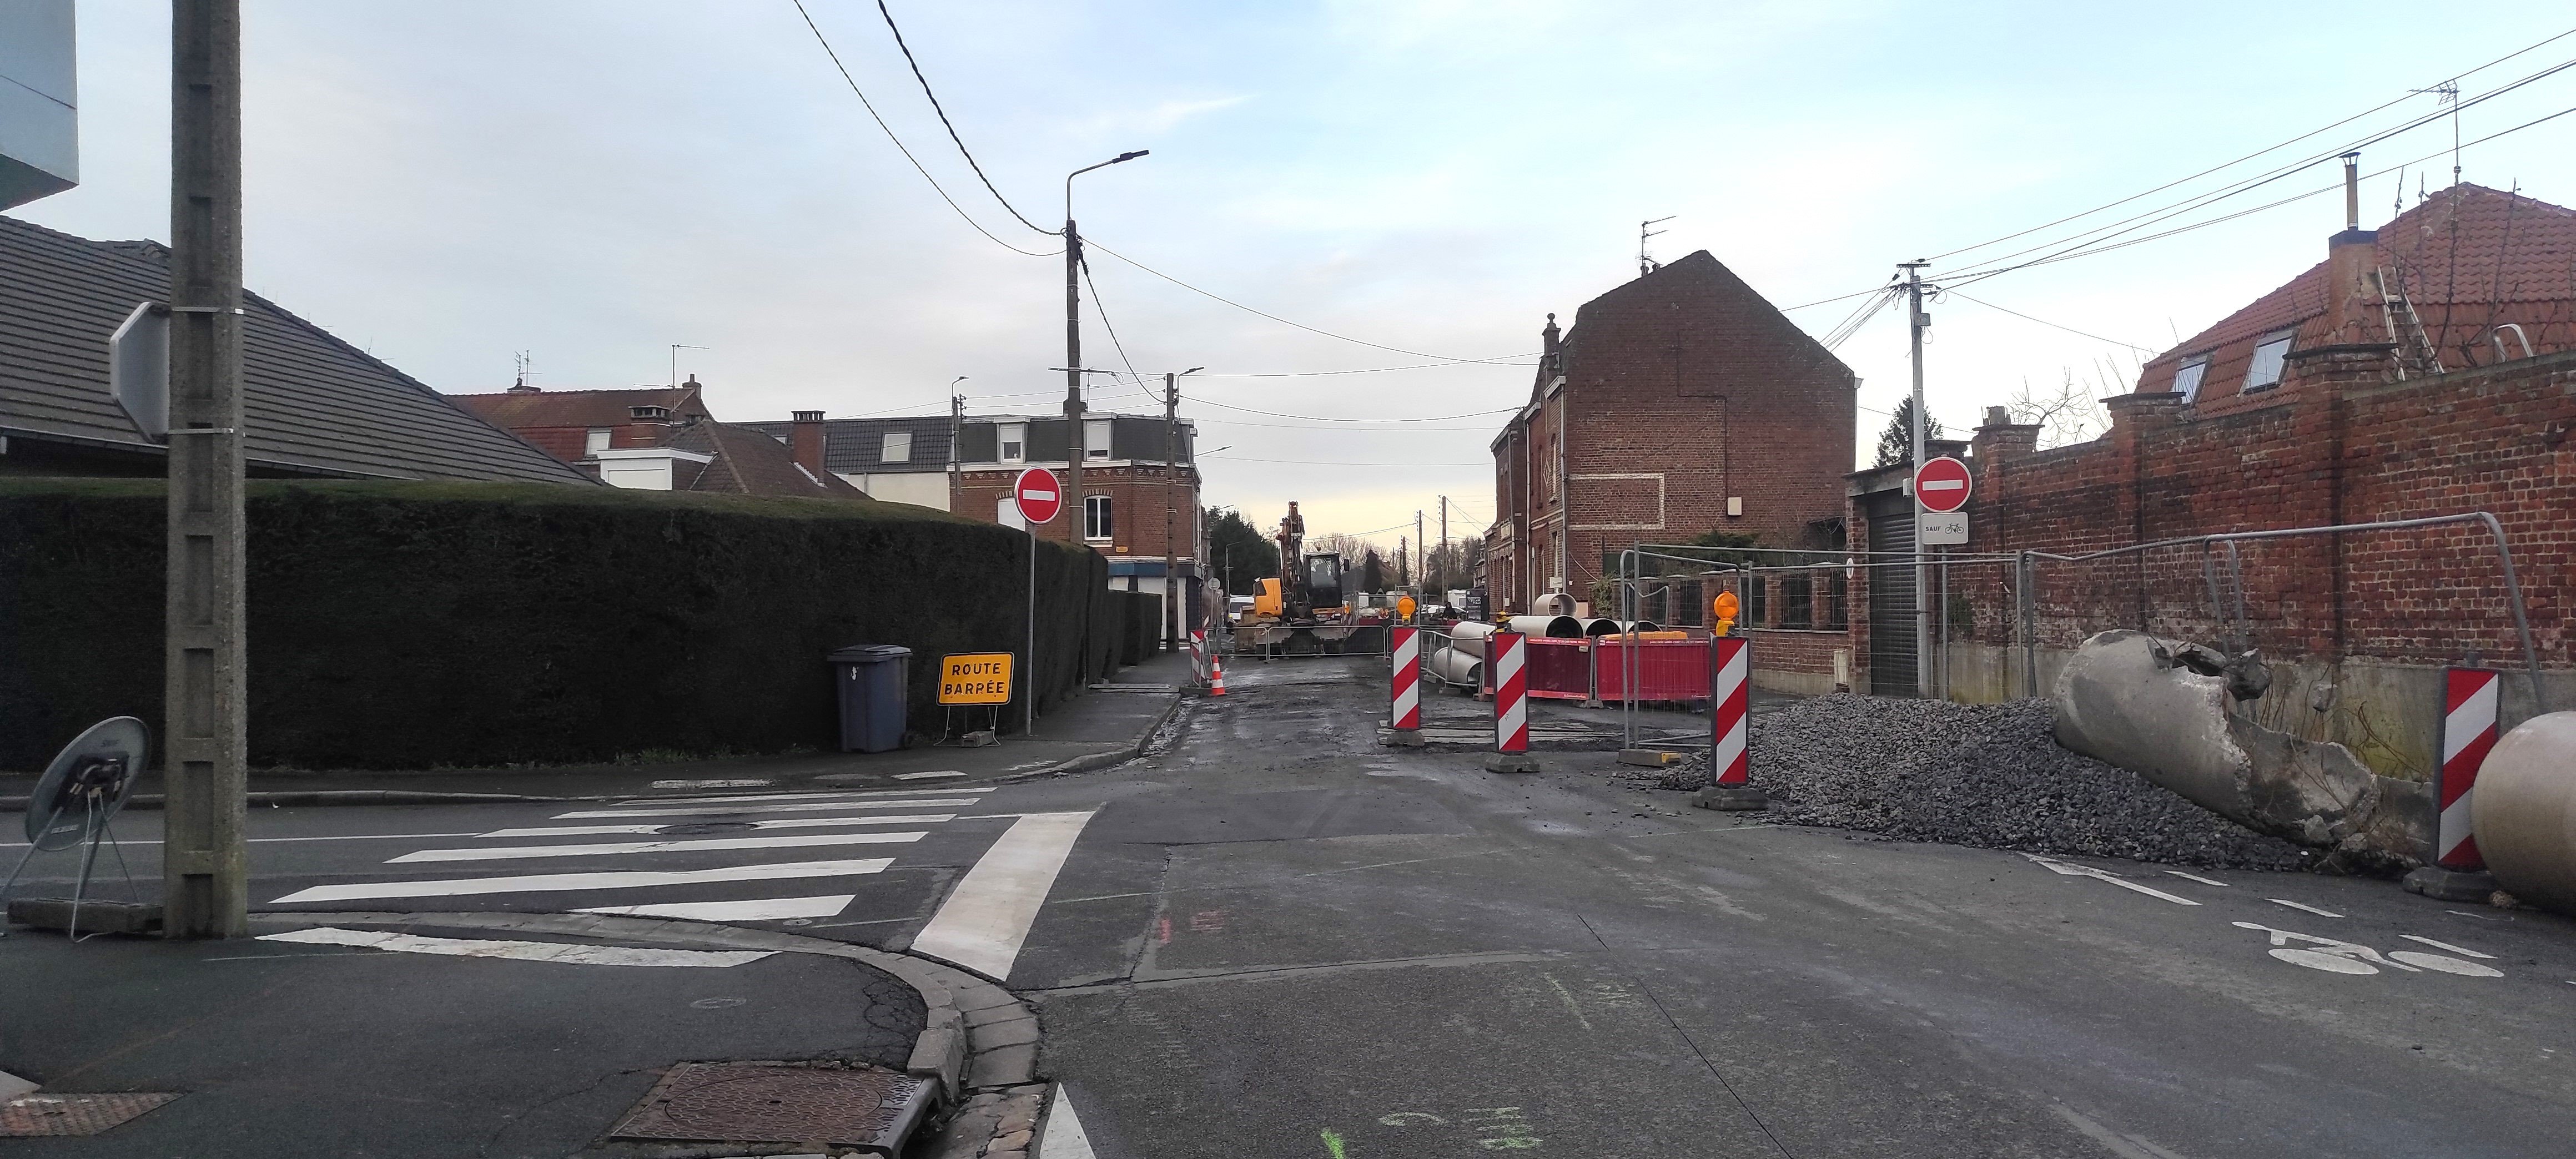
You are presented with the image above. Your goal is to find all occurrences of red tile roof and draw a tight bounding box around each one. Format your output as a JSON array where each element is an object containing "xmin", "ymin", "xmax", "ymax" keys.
[
  {"xmin": 450, "ymin": 385, "xmax": 712, "ymax": 431},
  {"xmin": 2137, "ymin": 184, "xmax": 2576, "ymax": 406}
]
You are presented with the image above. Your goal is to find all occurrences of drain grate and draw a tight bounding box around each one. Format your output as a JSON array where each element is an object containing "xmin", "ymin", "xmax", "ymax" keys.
[
  {"xmin": 654, "ymin": 821, "xmax": 762, "ymax": 836},
  {"xmin": 1, "ymin": 1093, "xmax": 180, "ymax": 1137},
  {"xmin": 609, "ymin": 1062, "xmax": 933, "ymax": 1152}
]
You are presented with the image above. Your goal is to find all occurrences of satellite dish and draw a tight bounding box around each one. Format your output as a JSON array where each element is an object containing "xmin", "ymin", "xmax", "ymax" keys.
[{"xmin": 25, "ymin": 717, "xmax": 149, "ymax": 851}]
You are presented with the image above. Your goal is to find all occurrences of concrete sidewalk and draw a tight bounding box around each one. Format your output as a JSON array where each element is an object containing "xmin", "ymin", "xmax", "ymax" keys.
[{"xmin": 3, "ymin": 651, "xmax": 1193, "ymax": 808}]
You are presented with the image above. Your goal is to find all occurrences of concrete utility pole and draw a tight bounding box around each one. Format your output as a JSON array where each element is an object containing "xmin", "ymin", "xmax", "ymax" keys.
[
  {"xmin": 1438, "ymin": 497, "xmax": 1449, "ymax": 595},
  {"xmin": 1163, "ymin": 372, "xmax": 1178, "ymax": 651},
  {"xmin": 1063, "ymin": 150, "xmax": 1146, "ymax": 545},
  {"xmin": 1901, "ymin": 259, "xmax": 1932, "ymax": 699},
  {"xmin": 948, "ymin": 380, "xmax": 965, "ymax": 512},
  {"xmin": 164, "ymin": 0, "xmax": 247, "ymax": 939},
  {"xmin": 1415, "ymin": 510, "xmax": 1425, "ymax": 594}
]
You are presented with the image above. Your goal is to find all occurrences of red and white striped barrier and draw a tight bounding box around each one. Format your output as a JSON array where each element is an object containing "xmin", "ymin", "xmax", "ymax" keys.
[
  {"xmin": 2436, "ymin": 667, "xmax": 2501, "ymax": 870},
  {"xmin": 1390, "ymin": 627, "xmax": 1421, "ymax": 732},
  {"xmin": 1710, "ymin": 637, "xmax": 1750, "ymax": 785},
  {"xmin": 1189, "ymin": 628, "xmax": 1209, "ymax": 687},
  {"xmin": 1492, "ymin": 631, "xmax": 1529, "ymax": 753}
]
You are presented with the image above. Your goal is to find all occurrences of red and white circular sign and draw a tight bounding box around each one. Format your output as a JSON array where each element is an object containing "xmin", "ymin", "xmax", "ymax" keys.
[
  {"xmin": 1012, "ymin": 466, "xmax": 1063, "ymax": 525},
  {"xmin": 1913, "ymin": 456, "xmax": 1974, "ymax": 513}
]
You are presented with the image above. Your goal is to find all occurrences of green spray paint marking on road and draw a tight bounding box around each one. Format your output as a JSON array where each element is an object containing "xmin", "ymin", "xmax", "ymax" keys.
[{"xmin": 1320, "ymin": 1127, "xmax": 1347, "ymax": 1157}]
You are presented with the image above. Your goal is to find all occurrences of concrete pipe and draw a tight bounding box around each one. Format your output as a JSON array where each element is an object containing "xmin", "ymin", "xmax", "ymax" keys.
[
  {"xmin": 1532, "ymin": 593, "xmax": 1576, "ymax": 617},
  {"xmin": 1583, "ymin": 618, "xmax": 1664, "ymax": 636},
  {"xmin": 2471, "ymin": 711, "xmax": 2576, "ymax": 914},
  {"xmin": 1450, "ymin": 619, "xmax": 1497, "ymax": 660},
  {"xmin": 1506, "ymin": 614, "xmax": 1585, "ymax": 638},
  {"xmin": 1427, "ymin": 646, "xmax": 1483, "ymax": 689}
]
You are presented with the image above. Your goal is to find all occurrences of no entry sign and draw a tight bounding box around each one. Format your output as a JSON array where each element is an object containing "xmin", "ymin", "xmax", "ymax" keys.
[
  {"xmin": 1013, "ymin": 467, "xmax": 1063, "ymax": 525},
  {"xmin": 1913, "ymin": 456, "xmax": 1973, "ymax": 513}
]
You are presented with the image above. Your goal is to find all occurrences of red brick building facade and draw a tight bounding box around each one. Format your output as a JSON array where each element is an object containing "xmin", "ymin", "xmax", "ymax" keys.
[{"xmin": 1486, "ymin": 251, "xmax": 1857, "ymax": 614}]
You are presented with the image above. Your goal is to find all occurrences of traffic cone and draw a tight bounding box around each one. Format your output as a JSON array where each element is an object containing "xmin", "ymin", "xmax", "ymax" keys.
[{"xmin": 1210, "ymin": 656, "xmax": 1228, "ymax": 696}]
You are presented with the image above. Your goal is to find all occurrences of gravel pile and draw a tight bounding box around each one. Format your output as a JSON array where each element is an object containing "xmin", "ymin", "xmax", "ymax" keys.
[{"xmin": 1732, "ymin": 694, "xmax": 2310, "ymax": 870}]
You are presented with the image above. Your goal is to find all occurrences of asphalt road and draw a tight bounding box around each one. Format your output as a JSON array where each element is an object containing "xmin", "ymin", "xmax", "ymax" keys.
[{"xmin": 9, "ymin": 656, "xmax": 2574, "ymax": 1157}]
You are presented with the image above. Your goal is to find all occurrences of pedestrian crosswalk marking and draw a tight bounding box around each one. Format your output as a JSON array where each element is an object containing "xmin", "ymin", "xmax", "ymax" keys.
[
  {"xmin": 260, "ymin": 926, "xmax": 775, "ymax": 967},
  {"xmin": 558, "ymin": 799, "xmax": 980, "ymax": 820},
  {"xmin": 266, "ymin": 858, "xmax": 898, "ymax": 904},
  {"xmin": 477, "ymin": 814, "xmax": 957, "ymax": 839},
  {"xmin": 574, "ymin": 895, "xmax": 854, "ymax": 921},
  {"xmin": 387, "ymin": 831, "xmax": 928, "ymax": 864},
  {"xmin": 617, "ymin": 788, "xmax": 994, "ymax": 808}
]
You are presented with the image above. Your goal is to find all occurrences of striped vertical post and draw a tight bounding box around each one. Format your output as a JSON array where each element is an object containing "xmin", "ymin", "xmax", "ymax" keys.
[
  {"xmin": 1390, "ymin": 627, "xmax": 1421, "ymax": 731},
  {"xmin": 1189, "ymin": 628, "xmax": 1208, "ymax": 687},
  {"xmin": 1710, "ymin": 637, "xmax": 1750, "ymax": 785},
  {"xmin": 1492, "ymin": 631, "xmax": 1529, "ymax": 753},
  {"xmin": 2435, "ymin": 667, "xmax": 2502, "ymax": 870}
]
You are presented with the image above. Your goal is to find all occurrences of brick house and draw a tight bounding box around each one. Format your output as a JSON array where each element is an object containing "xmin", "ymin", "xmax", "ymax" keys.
[
  {"xmin": 1485, "ymin": 250, "xmax": 1858, "ymax": 616},
  {"xmin": 945, "ymin": 411, "xmax": 1201, "ymax": 638},
  {"xmin": 1840, "ymin": 182, "xmax": 2576, "ymax": 779},
  {"xmin": 738, "ymin": 413, "xmax": 957, "ymax": 510},
  {"xmin": 451, "ymin": 379, "xmax": 861, "ymax": 500}
]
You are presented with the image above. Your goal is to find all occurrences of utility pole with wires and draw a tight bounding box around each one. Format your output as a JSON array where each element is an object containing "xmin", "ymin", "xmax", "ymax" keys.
[
  {"xmin": 1415, "ymin": 510, "xmax": 1426, "ymax": 594},
  {"xmin": 1900, "ymin": 259, "xmax": 1934, "ymax": 699},
  {"xmin": 1063, "ymin": 151, "xmax": 1148, "ymax": 545},
  {"xmin": 1161, "ymin": 367, "xmax": 1201, "ymax": 651},
  {"xmin": 1639, "ymin": 216, "xmax": 1674, "ymax": 277},
  {"xmin": 947, "ymin": 377, "xmax": 967, "ymax": 512}
]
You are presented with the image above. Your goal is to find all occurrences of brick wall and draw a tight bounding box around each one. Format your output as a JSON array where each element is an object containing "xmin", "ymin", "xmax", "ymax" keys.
[{"xmin": 956, "ymin": 466, "xmax": 1199, "ymax": 557}]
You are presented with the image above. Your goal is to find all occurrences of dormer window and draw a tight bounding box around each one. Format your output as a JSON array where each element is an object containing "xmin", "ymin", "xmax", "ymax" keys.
[
  {"xmin": 2171, "ymin": 355, "xmax": 2209, "ymax": 403},
  {"xmin": 882, "ymin": 431, "xmax": 912, "ymax": 463},
  {"xmin": 628, "ymin": 404, "xmax": 672, "ymax": 421},
  {"xmin": 2243, "ymin": 330, "xmax": 2295, "ymax": 392},
  {"xmin": 999, "ymin": 422, "xmax": 1025, "ymax": 463}
]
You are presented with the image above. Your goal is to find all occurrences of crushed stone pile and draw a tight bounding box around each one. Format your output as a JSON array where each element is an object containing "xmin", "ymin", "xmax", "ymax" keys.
[{"xmin": 1709, "ymin": 694, "xmax": 2311, "ymax": 870}]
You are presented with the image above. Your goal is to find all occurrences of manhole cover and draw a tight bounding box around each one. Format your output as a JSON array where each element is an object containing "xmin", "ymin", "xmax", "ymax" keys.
[
  {"xmin": 1, "ymin": 1093, "xmax": 180, "ymax": 1137},
  {"xmin": 610, "ymin": 1062, "xmax": 933, "ymax": 1151},
  {"xmin": 654, "ymin": 821, "xmax": 761, "ymax": 835}
]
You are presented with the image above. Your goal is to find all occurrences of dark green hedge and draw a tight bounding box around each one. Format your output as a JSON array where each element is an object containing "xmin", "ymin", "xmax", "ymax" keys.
[{"xmin": 0, "ymin": 479, "xmax": 1130, "ymax": 770}]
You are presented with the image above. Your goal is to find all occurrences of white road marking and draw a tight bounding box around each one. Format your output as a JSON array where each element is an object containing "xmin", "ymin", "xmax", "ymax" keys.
[
  {"xmin": 1, "ymin": 833, "xmax": 483, "ymax": 848},
  {"xmin": 478, "ymin": 814, "xmax": 955, "ymax": 839},
  {"xmin": 388, "ymin": 832, "xmax": 925, "ymax": 863},
  {"xmin": 618, "ymin": 788, "xmax": 996, "ymax": 807},
  {"xmin": 2388, "ymin": 951, "xmax": 2505, "ymax": 976},
  {"xmin": 909, "ymin": 811, "xmax": 1098, "ymax": 979},
  {"xmin": 2268, "ymin": 899, "xmax": 2343, "ymax": 918},
  {"xmin": 2162, "ymin": 870, "xmax": 2228, "ymax": 886},
  {"xmin": 259, "ymin": 926, "xmax": 772, "ymax": 967},
  {"xmin": 2399, "ymin": 934, "xmax": 2494, "ymax": 959},
  {"xmin": 2023, "ymin": 854, "xmax": 2200, "ymax": 905},
  {"xmin": 266, "ymin": 858, "xmax": 895, "ymax": 904},
  {"xmin": 1040, "ymin": 1087, "xmax": 1097, "ymax": 1159},
  {"xmin": 575, "ymin": 895, "xmax": 854, "ymax": 921},
  {"xmin": 894, "ymin": 770, "xmax": 969, "ymax": 780},
  {"xmin": 2047, "ymin": 1105, "xmax": 2188, "ymax": 1159},
  {"xmin": 559, "ymin": 799, "xmax": 979, "ymax": 819},
  {"xmin": 650, "ymin": 778, "xmax": 773, "ymax": 790}
]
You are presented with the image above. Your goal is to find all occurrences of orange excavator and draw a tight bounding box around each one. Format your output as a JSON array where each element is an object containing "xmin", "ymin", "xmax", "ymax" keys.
[{"xmin": 1236, "ymin": 501, "xmax": 1358, "ymax": 654}]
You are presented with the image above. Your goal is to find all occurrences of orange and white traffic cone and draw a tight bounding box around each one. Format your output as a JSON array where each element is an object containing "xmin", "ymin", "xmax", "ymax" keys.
[{"xmin": 1210, "ymin": 656, "xmax": 1228, "ymax": 697}]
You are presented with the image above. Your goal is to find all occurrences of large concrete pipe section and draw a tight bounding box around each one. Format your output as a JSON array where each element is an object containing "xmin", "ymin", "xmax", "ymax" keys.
[
  {"xmin": 1532, "ymin": 593, "xmax": 1576, "ymax": 617},
  {"xmin": 1450, "ymin": 619, "xmax": 1498, "ymax": 659},
  {"xmin": 2472, "ymin": 711, "xmax": 2576, "ymax": 913},
  {"xmin": 1427, "ymin": 646, "xmax": 1483, "ymax": 689},
  {"xmin": 1582, "ymin": 618, "xmax": 1664, "ymax": 636},
  {"xmin": 1506, "ymin": 614, "xmax": 1586, "ymax": 639}
]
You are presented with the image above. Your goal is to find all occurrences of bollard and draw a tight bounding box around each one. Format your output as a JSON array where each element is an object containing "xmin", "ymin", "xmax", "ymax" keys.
[
  {"xmin": 1695, "ymin": 636, "xmax": 1767, "ymax": 810},
  {"xmin": 2406, "ymin": 667, "xmax": 2502, "ymax": 900},
  {"xmin": 1386, "ymin": 626, "xmax": 1425, "ymax": 747},
  {"xmin": 1485, "ymin": 631, "xmax": 1538, "ymax": 773}
]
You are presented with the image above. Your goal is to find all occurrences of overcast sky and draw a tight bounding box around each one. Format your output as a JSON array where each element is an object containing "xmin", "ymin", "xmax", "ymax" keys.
[{"xmin": 21, "ymin": 1, "xmax": 2576, "ymax": 553}]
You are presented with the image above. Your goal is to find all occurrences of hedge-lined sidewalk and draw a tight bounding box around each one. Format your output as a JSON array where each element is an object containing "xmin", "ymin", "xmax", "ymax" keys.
[{"xmin": 2, "ymin": 651, "xmax": 1191, "ymax": 808}]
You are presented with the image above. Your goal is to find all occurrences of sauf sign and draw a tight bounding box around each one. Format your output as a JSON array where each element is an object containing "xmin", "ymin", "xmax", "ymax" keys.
[{"xmin": 1915, "ymin": 455, "xmax": 1971, "ymax": 546}]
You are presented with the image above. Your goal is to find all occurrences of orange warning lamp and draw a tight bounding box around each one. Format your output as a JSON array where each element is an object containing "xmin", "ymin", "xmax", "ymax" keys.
[
  {"xmin": 1712, "ymin": 591, "xmax": 1739, "ymax": 637},
  {"xmin": 1396, "ymin": 594, "xmax": 1418, "ymax": 621}
]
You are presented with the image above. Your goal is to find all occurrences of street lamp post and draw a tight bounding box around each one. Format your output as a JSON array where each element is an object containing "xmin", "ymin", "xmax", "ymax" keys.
[
  {"xmin": 1063, "ymin": 150, "xmax": 1147, "ymax": 550},
  {"xmin": 1163, "ymin": 366, "xmax": 1202, "ymax": 651}
]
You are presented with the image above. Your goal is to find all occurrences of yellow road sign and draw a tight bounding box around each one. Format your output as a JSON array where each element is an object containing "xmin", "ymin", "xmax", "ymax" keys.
[{"xmin": 938, "ymin": 652, "xmax": 1015, "ymax": 705}]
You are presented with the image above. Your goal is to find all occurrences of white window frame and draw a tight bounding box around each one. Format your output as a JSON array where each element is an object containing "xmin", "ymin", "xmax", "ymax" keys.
[
  {"xmin": 1084, "ymin": 493, "xmax": 1114, "ymax": 541},
  {"xmin": 584, "ymin": 427, "xmax": 612, "ymax": 456},
  {"xmin": 1085, "ymin": 418, "xmax": 1111, "ymax": 460},
  {"xmin": 882, "ymin": 431, "xmax": 913, "ymax": 463},
  {"xmin": 2171, "ymin": 355, "xmax": 2209, "ymax": 403},
  {"xmin": 999, "ymin": 422, "xmax": 1025, "ymax": 463},
  {"xmin": 2243, "ymin": 330, "xmax": 2295, "ymax": 392}
]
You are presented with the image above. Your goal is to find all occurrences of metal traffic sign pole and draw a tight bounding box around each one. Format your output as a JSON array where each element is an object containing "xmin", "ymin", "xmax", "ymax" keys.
[{"xmin": 1014, "ymin": 466, "xmax": 1064, "ymax": 737}]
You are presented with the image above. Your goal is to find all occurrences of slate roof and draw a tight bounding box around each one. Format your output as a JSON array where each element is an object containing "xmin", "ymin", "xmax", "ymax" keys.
[
  {"xmin": 2137, "ymin": 184, "xmax": 2576, "ymax": 405},
  {"xmin": 738, "ymin": 415, "xmax": 958, "ymax": 474},
  {"xmin": 0, "ymin": 214, "xmax": 592, "ymax": 483},
  {"xmin": 665, "ymin": 421, "xmax": 868, "ymax": 500}
]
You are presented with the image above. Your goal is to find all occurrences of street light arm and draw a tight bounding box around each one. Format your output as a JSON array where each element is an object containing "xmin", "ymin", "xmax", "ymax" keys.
[{"xmin": 1065, "ymin": 150, "xmax": 1150, "ymax": 221}]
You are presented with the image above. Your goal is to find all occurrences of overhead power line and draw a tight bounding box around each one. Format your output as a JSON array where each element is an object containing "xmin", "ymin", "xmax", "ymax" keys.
[
  {"xmin": 1202, "ymin": 454, "xmax": 1491, "ymax": 467},
  {"xmin": 1194, "ymin": 359, "xmax": 1539, "ymax": 378},
  {"xmin": 871, "ymin": 0, "xmax": 1053, "ymax": 235},
  {"xmin": 1946, "ymin": 292, "xmax": 2156, "ymax": 352},
  {"xmin": 1081, "ymin": 236, "xmax": 1531, "ymax": 366},
  {"xmin": 791, "ymin": 0, "xmax": 1058, "ymax": 258},
  {"xmin": 1191, "ymin": 397, "xmax": 1521, "ymax": 424}
]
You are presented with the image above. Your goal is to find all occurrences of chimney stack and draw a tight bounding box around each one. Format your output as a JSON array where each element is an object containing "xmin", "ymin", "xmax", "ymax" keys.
[
  {"xmin": 2325, "ymin": 150, "xmax": 2383, "ymax": 347},
  {"xmin": 791, "ymin": 410, "xmax": 827, "ymax": 476}
]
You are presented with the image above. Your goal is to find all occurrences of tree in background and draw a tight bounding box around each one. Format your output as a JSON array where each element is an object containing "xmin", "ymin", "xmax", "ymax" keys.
[
  {"xmin": 1872, "ymin": 397, "xmax": 1943, "ymax": 468},
  {"xmin": 1311, "ymin": 532, "xmax": 1376, "ymax": 563},
  {"xmin": 2009, "ymin": 369, "xmax": 2114, "ymax": 449},
  {"xmin": 1359, "ymin": 550, "xmax": 1386, "ymax": 593},
  {"xmin": 1205, "ymin": 507, "xmax": 1279, "ymax": 595},
  {"xmin": 1422, "ymin": 538, "xmax": 1483, "ymax": 594}
]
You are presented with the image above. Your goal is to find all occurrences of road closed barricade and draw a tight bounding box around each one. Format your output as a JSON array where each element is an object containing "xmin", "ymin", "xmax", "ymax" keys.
[{"xmin": 1592, "ymin": 636, "xmax": 1711, "ymax": 704}]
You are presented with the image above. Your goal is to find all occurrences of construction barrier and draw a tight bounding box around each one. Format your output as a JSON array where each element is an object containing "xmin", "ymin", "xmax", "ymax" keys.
[
  {"xmin": 1492, "ymin": 631, "xmax": 1530, "ymax": 753},
  {"xmin": 1710, "ymin": 637, "xmax": 1750, "ymax": 785},
  {"xmin": 1390, "ymin": 627, "xmax": 1421, "ymax": 732},
  {"xmin": 1523, "ymin": 637, "xmax": 1594, "ymax": 701},
  {"xmin": 2437, "ymin": 667, "xmax": 2502, "ymax": 870},
  {"xmin": 1592, "ymin": 637, "xmax": 1712, "ymax": 704}
]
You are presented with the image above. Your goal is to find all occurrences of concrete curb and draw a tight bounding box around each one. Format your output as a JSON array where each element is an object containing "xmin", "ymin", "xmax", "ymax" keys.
[
  {"xmin": 258, "ymin": 910, "xmax": 1049, "ymax": 1156},
  {"xmin": 1, "ymin": 692, "xmax": 1185, "ymax": 813}
]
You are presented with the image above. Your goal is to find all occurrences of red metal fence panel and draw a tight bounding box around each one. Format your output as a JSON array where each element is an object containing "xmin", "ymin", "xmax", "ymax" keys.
[{"xmin": 1593, "ymin": 638, "xmax": 1713, "ymax": 703}]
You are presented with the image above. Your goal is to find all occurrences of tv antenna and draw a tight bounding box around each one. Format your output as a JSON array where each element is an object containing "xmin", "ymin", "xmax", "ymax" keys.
[
  {"xmin": 0, "ymin": 717, "xmax": 150, "ymax": 940},
  {"xmin": 512, "ymin": 350, "xmax": 535, "ymax": 389},
  {"xmin": 2410, "ymin": 81, "xmax": 2462, "ymax": 186},
  {"xmin": 1639, "ymin": 216, "xmax": 1675, "ymax": 276}
]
